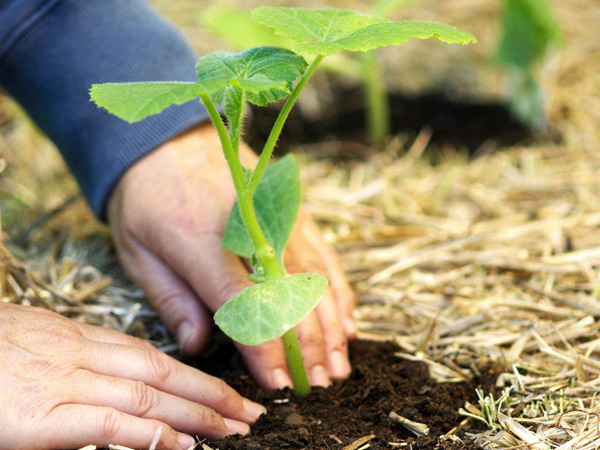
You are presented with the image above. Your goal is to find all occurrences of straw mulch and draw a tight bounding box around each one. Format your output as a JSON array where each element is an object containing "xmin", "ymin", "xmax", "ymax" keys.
[{"xmin": 1, "ymin": 0, "xmax": 599, "ymax": 449}]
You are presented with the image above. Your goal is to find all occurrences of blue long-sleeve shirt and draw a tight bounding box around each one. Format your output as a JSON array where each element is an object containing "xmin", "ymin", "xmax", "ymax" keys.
[{"xmin": 0, "ymin": 0, "xmax": 209, "ymax": 220}]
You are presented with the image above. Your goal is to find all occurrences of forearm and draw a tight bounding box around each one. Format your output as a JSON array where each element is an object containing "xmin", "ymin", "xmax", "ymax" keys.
[{"xmin": 0, "ymin": 0, "xmax": 208, "ymax": 220}]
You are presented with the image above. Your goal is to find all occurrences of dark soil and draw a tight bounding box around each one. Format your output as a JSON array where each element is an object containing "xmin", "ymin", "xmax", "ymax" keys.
[
  {"xmin": 198, "ymin": 340, "xmax": 490, "ymax": 450},
  {"xmin": 246, "ymin": 87, "xmax": 542, "ymax": 159}
]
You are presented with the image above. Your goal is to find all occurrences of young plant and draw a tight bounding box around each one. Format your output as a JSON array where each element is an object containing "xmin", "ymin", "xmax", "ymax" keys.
[
  {"xmin": 496, "ymin": 0, "xmax": 561, "ymax": 130},
  {"xmin": 90, "ymin": 6, "xmax": 475, "ymax": 396},
  {"xmin": 203, "ymin": 0, "xmax": 425, "ymax": 146}
]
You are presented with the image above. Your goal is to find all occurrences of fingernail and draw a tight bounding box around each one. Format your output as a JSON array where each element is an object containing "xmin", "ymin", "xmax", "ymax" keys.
[
  {"xmin": 243, "ymin": 398, "xmax": 267, "ymax": 421},
  {"xmin": 224, "ymin": 418, "xmax": 251, "ymax": 435},
  {"xmin": 311, "ymin": 365, "xmax": 331, "ymax": 387},
  {"xmin": 271, "ymin": 368, "xmax": 293, "ymax": 390},
  {"xmin": 177, "ymin": 321, "xmax": 195, "ymax": 353},
  {"xmin": 178, "ymin": 434, "xmax": 195, "ymax": 450},
  {"xmin": 344, "ymin": 317, "xmax": 357, "ymax": 337},
  {"xmin": 329, "ymin": 351, "xmax": 351, "ymax": 379}
]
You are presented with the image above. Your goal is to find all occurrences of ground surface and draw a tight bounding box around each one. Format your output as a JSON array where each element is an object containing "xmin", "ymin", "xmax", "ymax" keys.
[{"xmin": 200, "ymin": 340, "xmax": 485, "ymax": 450}]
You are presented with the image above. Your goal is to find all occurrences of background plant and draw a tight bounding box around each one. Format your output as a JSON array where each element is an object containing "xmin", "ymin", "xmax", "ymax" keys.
[
  {"xmin": 90, "ymin": 6, "xmax": 475, "ymax": 395},
  {"xmin": 496, "ymin": 0, "xmax": 561, "ymax": 131}
]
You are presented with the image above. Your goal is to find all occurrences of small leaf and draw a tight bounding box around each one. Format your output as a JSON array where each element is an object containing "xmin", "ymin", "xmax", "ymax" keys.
[
  {"xmin": 90, "ymin": 81, "xmax": 224, "ymax": 123},
  {"xmin": 196, "ymin": 47, "xmax": 308, "ymax": 106},
  {"xmin": 252, "ymin": 7, "xmax": 477, "ymax": 56},
  {"xmin": 223, "ymin": 154, "xmax": 301, "ymax": 267},
  {"xmin": 214, "ymin": 273, "xmax": 328, "ymax": 345}
]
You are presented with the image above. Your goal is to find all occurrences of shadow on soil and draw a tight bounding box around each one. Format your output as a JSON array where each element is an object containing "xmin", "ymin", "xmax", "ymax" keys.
[{"xmin": 246, "ymin": 87, "xmax": 554, "ymax": 160}]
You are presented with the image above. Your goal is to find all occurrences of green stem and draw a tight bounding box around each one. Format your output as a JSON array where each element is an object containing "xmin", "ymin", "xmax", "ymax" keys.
[
  {"xmin": 201, "ymin": 94, "xmax": 280, "ymax": 275},
  {"xmin": 248, "ymin": 54, "xmax": 324, "ymax": 194},
  {"xmin": 229, "ymin": 89, "xmax": 245, "ymax": 156},
  {"xmin": 201, "ymin": 94, "xmax": 311, "ymax": 395},
  {"xmin": 200, "ymin": 94, "xmax": 246, "ymax": 195},
  {"xmin": 282, "ymin": 328, "xmax": 311, "ymax": 396},
  {"xmin": 361, "ymin": 51, "xmax": 390, "ymax": 145}
]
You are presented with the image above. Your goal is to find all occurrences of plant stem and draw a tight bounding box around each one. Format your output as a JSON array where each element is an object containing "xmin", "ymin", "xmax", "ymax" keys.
[
  {"xmin": 361, "ymin": 51, "xmax": 390, "ymax": 145},
  {"xmin": 200, "ymin": 94, "xmax": 247, "ymax": 195},
  {"xmin": 282, "ymin": 328, "xmax": 311, "ymax": 396},
  {"xmin": 201, "ymin": 94, "xmax": 311, "ymax": 395},
  {"xmin": 229, "ymin": 89, "xmax": 246, "ymax": 155},
  {"xmin": 248, "ymin": 54, "xmax": 324, "ymax": 194}
]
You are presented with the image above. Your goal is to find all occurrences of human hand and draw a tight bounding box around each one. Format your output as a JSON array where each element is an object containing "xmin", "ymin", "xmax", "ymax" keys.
[
  {"xmin": 107, "ymin": 124, "xmax": 356, "ymax": 389},
  {"xmin": 0, "ymin": 303, "xmax": 266, "ymax": 450}
]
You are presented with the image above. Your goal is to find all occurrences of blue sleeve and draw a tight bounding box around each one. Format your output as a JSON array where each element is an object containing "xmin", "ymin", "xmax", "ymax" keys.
[{"xmin": 0, "ymin": 0, "xmax": 209, "ymax": 220}]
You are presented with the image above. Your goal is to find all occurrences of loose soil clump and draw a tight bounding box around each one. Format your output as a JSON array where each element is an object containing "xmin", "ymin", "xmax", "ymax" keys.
[{"xmin": 200, "ymin": 340, "xmax": 485, "ymax": 450}]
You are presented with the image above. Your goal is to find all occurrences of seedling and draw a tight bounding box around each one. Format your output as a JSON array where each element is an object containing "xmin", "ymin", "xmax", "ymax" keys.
[
  {"xmin": 203, "ymin": 0, "xmax": 425, "ymax": 146},
  {"xmin": 90, "ymin": 6, "xmax": 475, "ymax": 395},
  {"xmin": 496, "ymin": 0, "xmax": 561, "ymax": 130}
]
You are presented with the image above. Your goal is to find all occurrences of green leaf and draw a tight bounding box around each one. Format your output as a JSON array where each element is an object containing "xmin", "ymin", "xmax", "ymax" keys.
[
  {"xmin": 223, "ymin": 154, "xmax": 301, "ymax": 267},
  {"xmin": 203, "ymin": 7, "xmax": 363, "ymax": 79},
  {"xmin": 253, "ymin": 8, "xmax": 383, "ymax": 45},
  {"xmin": 496, "ymin": 0, "xmax": 561, "ymax": 69},
  {"xmin": 252, "ymin": 7, "xmax": 477, "ymax": 56},
  {"xmin": 196, "ymin": 47, "xmax": 308, "ymax": 106},
  {"xmin": 214, "ymin": 273, "xmax": 328, "ymax": 345},
  {"xmin": 89, "ymin": 81, "xmax": 224, "ymax": 123}
]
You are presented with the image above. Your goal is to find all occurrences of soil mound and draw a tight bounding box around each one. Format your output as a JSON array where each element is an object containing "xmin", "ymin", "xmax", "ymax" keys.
[{"xmin": 200, "ymin": 340, "xmax": 485, "ymax": 450}]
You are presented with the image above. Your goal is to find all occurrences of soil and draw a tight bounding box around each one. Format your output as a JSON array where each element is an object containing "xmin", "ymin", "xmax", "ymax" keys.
[
  {"xmin": 245, "ymin": 87, "xmax": 538, "ymax": 159},
  {"xmin": 197, "ymin": 339, "xmax": 491, "ymax": 450}
]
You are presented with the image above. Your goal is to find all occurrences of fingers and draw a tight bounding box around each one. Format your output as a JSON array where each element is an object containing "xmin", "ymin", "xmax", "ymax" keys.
[
  {"xmin": 157, "ymin": 233, "xmax": 252, "ymax": 314},
  {"xmin": 117, "ymin": 236, "xmax": 214, "ymax": 357},
  {"xmin": 80, "ymin": 340, "xmax": 265, "ymax": 425},
  {"xmin": 286, "ymin": 214, "xmax": 353, "ymax": 381},
  {"xmin": 235, "ymin": 313, "xmax": 332, "ymax": 389},
  {"xmin": 236, "ymin": 339, "xmax": 292, "ymax": 390},
  {"xmin": 76, "ymin": 322, "xmax": 155, "ymax": 350},
  {"xmin": 294, "ymin": 311, "xmax": 331, "ymax": 387},
  {"xmin": 297, "ymin": 212, "xmax": 357, "ymax": 338},
  {"xmin": 314, "ymin": 292, "xmax": 351, "ymax": 380},
  {"xmin": 42, "ymin": 404, "xmax": 193, "ymax": 450},
  {"xmin": 68, "ymin": 372, "xmax": 247, "ymax": 439}
]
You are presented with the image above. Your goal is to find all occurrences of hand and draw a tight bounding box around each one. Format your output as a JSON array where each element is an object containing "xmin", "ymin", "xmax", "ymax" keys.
[
  {"xmin": 108, "ymin": 124, "xmax": 356, "ymax": 389},
  {"xmin": 0, "ymin": 303, "xmax": 266, "ymax": 450}
]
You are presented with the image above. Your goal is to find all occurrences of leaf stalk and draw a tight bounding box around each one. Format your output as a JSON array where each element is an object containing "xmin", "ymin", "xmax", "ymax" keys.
[{"xmin": 248, "ymin": 54, "xmax": 324, "ymax": 194}]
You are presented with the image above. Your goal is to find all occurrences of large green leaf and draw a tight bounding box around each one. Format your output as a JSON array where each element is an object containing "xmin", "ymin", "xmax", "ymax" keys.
[
  {"xmin": 214, "ymin": 273, "xmax": 328, "ymax": 345},
  {"xmin": 223, "ymin": 154, "xmax": 301, "ymax": 267},
  {"xmin": 90, "ymin": 81, "xmax": 224, "ymax": 123},
  {"xmin": 252, "ymin": 7, "xmax": 477, "ymax": 56},
  {"xmin": 196, "ymin": 47, "xmax": 308, "ymax": 106}
]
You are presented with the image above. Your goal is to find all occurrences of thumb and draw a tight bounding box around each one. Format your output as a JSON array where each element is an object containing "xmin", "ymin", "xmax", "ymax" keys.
[
  {"xmin": 120, "ymin": 239, "xmax": 214, "ymax": 357},
  {"xmin": 158, "ymin": 234, "xmax": 294, "ymax": 388}
]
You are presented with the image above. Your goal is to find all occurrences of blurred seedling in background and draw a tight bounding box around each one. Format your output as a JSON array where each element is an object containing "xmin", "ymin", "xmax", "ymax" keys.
[
  {"xmin": 496, "ymin": 0, "xmax": 561, "ymax": 131},
  {"xmin": 90, "ymin": 6, "xmax": 475, "ymax": 395},
  {"xmin": 203, "ymin": 0, "xmax": 424, "ymax": 146}
]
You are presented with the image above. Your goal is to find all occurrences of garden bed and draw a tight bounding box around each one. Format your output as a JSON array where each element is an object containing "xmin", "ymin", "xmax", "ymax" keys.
[{"xmin": 200, "ymin": 339, "xmax": 488, "ymax": 450}]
